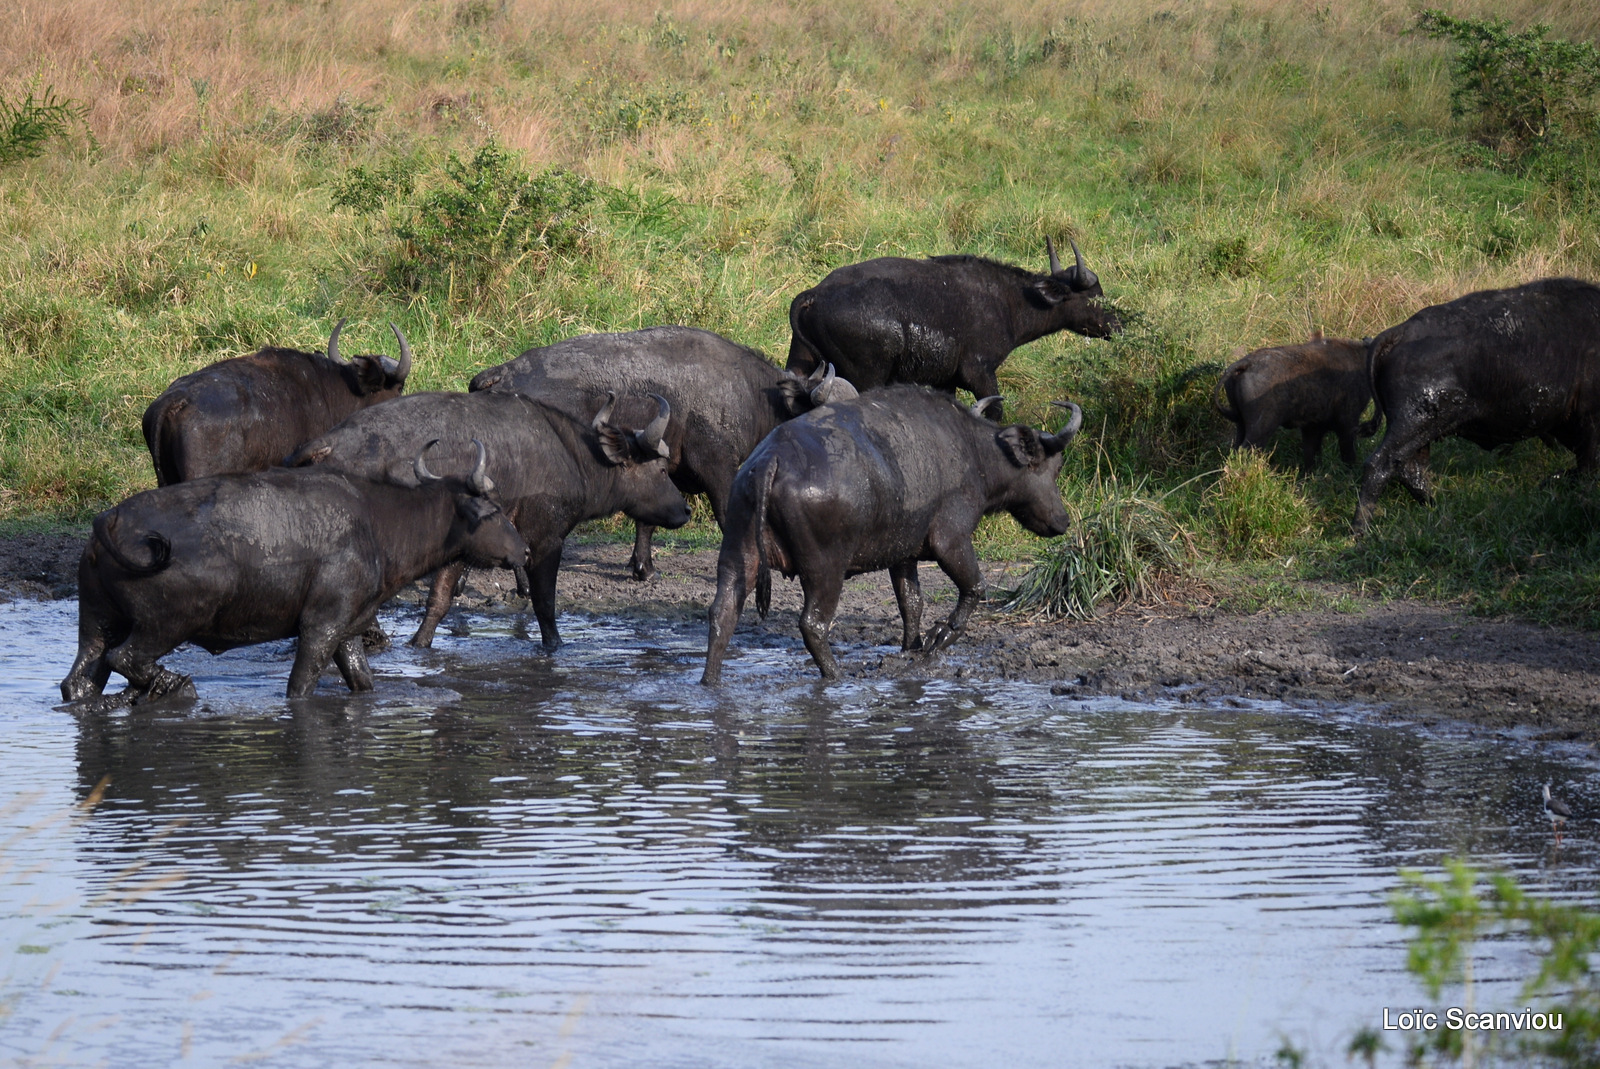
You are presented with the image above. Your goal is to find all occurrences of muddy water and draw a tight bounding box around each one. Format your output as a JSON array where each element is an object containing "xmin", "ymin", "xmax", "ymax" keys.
[{"xmin": 2, "ymin": 599, "xmax": 1596, "ymax": 1069}]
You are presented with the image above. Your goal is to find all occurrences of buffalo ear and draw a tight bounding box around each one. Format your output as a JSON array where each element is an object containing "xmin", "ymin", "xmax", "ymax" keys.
[
  {"xmin": 595, "ymin": 423, "xmax": 634, "ymax": 466},
  {"xmin": 1028, "ymin": 277, "xmax": 1070, "ymax": 307},
  {"xmin": 347, "ymin": 355, "xmax": 390, "ymax": 394},
  {"xmin": 997, "ymin": 426, "xmax": 1047, "ymax": 468},
  {"xmin": 296, "ymin": 444, "xmax": 333, "ymax": 466},
  {"xmin": 774, "ymin": 376, "xmax": 811, "ymax": 416}
]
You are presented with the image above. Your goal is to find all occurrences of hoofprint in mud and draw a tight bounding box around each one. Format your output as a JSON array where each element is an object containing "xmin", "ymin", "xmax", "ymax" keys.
[{"xmin": 10, "ymin": 531, "xmax": 1599, "ymax": 739}]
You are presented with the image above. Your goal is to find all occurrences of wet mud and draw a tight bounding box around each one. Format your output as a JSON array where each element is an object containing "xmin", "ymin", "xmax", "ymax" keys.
[{"xmin": 11, "ymin": 528, "xmax": 1599, "ymax": 740}]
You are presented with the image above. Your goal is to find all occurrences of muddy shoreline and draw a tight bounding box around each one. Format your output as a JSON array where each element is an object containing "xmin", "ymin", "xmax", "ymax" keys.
[{"xmin": 11, "ymin": 528, "xmax": 1599, "ymax": 741}]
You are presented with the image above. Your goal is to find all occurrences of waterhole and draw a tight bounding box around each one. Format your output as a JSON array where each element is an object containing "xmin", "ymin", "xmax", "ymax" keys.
[{"xmin": 1, "ymin": 598, "xmax": 1593, "ymax": 1067}]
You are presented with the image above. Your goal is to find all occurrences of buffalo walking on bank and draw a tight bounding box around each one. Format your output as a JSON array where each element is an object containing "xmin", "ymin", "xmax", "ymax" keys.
[
  {"xmin": 1354, "ymin": 277, "xmax": 1600, "ymax": 533},
  {"xmin": 702, "ymin": 386, "xmax": 1083, "ymax": 684},
  {"xmin": 785, "ymin": 238, "xmax": 1119, "ymax": 416}
]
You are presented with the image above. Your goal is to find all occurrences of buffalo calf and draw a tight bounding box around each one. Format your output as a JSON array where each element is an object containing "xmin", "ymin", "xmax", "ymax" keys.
[
  {"xmin": 1354, "ymin": 277, "xmax": 1600, "ymax": 533},
  {"xmin": 703, "ymin": 386, "xmax": 1082, "ymax": 683},
  {"xmin": 60, "ymin": 443, "xmax": 527, "ymax": 704},
  {"xmin": 1214, "ymin": 332, "xmax": 1377, "ymax": 472}
]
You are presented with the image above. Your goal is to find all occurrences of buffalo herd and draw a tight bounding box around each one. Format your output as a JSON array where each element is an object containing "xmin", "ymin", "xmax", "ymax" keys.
[{"xmin": 56, "ymin": 236, "xmax": 1600, "ymax": 703}]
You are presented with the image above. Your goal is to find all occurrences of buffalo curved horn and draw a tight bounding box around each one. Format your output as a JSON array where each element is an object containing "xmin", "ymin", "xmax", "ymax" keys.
[
  {"xmin": 1044, "ymin": 401, "xmax": 1083, "ymax": 453},
  {"xmin": 1046, "ymin": 236, "xmax": 1062, "ymax": 275},
  {"xmin": 634, "ymin": 394, "xmax": 672, "ymax": 459},
  {"xmin": 469, "ymin": 438, "xmax": 494, "ymax": 495},
  {"xmin": 810, "ymin": 363, "xmax": 858, "ymax": 405},
  {"xmin": 388, "ymin": 323, "xmax": 413, "ymax": 381},
  {"xmin": 971, "ymin": 395, "xmax": 1004, "ymax": 421},
  {"xmin": 1070, "ymin": 238, "xmax": 1097, "ymax": 288},
  {"xmin": 414, "ymin": 439, "xmax": 444, "ymax": 484},
  {"xmin": 328, "ymin": 317, "xmax": 349, "ymax": 363},
  {"xmin": 806, "ymin": 360, "xmax": 828, "ymax": 384},
  {"xmin": 591, "ymin": 392, "xmax": 617, "ymax": 431}
]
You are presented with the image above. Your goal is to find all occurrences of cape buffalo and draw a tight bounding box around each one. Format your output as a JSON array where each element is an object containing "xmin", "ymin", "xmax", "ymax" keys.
[
  {"xmin": 1354, "ymin": 277, "xmax": 1600, "ymax": 533},
  {"xmin": 469, "ymin": 325, "xmax": 856, "ymax": 581},
  {"xmin": 785, "ymin": 238, "xmax": 1120, "ymax": 414},
  {"xmin": 1214, "ymin": 332, "xmax": 1378, "ymax": 472},
  {"xmin": 702, "ymin": 386, "xmax": 1082, "ymax": 684},
  {"xmin": 142, "ymin": 318, "xmax": 413, "ymax": 486},
  {"xmin": 60, "ymin": 442, "xmax": 528, "ymax": 704},
  {"xmin": 287, "ymin": 389, "xmax": 691, "ymax": 650}
]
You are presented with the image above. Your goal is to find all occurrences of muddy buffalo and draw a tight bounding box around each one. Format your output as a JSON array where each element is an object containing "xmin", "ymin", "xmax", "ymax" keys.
[
  {"xmin": 141, "ymin": 318, "xmax": 413, "ymax": 486},
  {"xmin": 785, "ymin": 238, "xmax": 1120, "ymax": 414},
  {"xmin": 702, "ymin": 387, "xmax": 1082, "ymax": 683},
  {"xmin": 60, "ymin": 442, "xmax": 528, "ymax": 704},
  {"xmin": 1354, "ymin": 277, "xmax": 1600, "ymax": 533},
  {"xmin": 287, "ymin": 389, "xmax": 691, "ymax": 649},
  {"xmin": 1214, "ymin": 332, "xmax": 1378, "ymax": 472},
  {"xmin": 470, "ymin": 325, "xmax": 855, "ymax": 582}
]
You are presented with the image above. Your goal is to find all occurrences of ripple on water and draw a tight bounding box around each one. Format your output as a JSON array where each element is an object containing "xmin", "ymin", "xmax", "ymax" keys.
[{"xmin": 0, "ymin": 599, "xmax": 1593, "ymax": 1068}]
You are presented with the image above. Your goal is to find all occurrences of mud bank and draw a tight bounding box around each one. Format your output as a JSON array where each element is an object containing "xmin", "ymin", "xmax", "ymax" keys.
[{"xmin": 13, "ymin": 529, "xmax": 1599, "ymax": 741}]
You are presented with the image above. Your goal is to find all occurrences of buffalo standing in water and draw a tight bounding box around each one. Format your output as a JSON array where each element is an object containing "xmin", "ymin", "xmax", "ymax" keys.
[
  {"xmin": 61, "ymin": 442, "xmax": 528, "ymax": 704},
  {"xmin": 288, "ymin": 390, "xmax": 691, "ymax": 650},
  {"xmin": 786, "ymin": 238, "xmax": 1120, "ymax": 416},
  {"xmin": 141, "ymin": 318, "xmax": 413, "ymax": 485},
  {"xmin": 1354, "ymin": 277, "xmax": 1600, "ymax": 533},
  {"xmin": 1214, "ymin": 332, "xmax": 1378, "ymax": 473},
  {"xmin": 702, "ymin": 387, "xmax": 1082, "ymax": 683},
  {"xmin": 470, "ymin": 325, "xmax": 856, "ymax": 581}
]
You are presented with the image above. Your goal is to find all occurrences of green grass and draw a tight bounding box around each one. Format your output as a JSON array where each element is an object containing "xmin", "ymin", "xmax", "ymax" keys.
[{"xmin": 2, "ymin": 0, "xmax": 1599, "ymax": 625}]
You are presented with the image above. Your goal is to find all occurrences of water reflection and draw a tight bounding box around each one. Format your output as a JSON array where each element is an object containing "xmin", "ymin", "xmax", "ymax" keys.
[{"xmin": 0, "ymin": 599, "xmax": 1596, "ymax": 1068}]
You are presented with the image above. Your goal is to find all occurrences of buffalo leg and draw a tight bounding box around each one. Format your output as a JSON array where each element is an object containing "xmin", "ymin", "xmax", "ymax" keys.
[
  {"xmin": 959, "ymin": 364, "xmax": 1003, "ymax": 418},
  {"xmin": 61, "ymin": 634, "xmax": 112, "ymax": 702},
  {"xmin": 1356, "ymin": 424, "xmax": 1436, "ymax": 533},
  {"xmin": 333, "ymin": 636, "xmax": 374, "ymax": 693},
  {"xmin": 702, "ymin": 541, "xmax": 758, "ymax": 685},
  {"xmin": 527, "ymin": 543, "xmax": 564, "ymax": 650},
  {"xmin": 1300, "ymin": 428, "xmax": 1326, "ymax": 473},
  {"xmin": 924, "ymin": 537, "xmax": 984, "ymax": 651},
  {"xmin": 104, "ymin": 632, "xmax": 193, "ymax": 704},
  {"xmin": 287, "ymin": 625, "xmax": 345, "ymax": 699},
  {"xmin": 889, "ymin": 559, "xmax": 925, "ymax": 651},
  {"xmin": 797, "ymin": 571, "xmax": 846, "ymax": 680},
  {"xmin": 409, "ymin": 561, "xmax": 467, "ymax": 648},
  {"xmin": 1336, "ymin": 424, "xmax": 1360, "ymax": 467},
  {"xmin": 630, "ymin": 523, "xmax": 657, "ymax": 581},
  {"xmin": 1396, "ymin": 444, "xmax": 1433, "ymax": 503}
]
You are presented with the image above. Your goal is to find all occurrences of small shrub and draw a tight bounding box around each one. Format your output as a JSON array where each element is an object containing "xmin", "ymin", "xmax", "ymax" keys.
[
  {"xmin": 333, "ymin": 142, "xmax": 599, "ymax": 300},
  {"xmin": 1417, "ymin": 10, "xmax": 1600, "ymax": 157},
  {"xmin": 0, "ymin": 87, "xmax": 90, "ymax": 165},
  {"xmin": 1205, "ymin": 451, "xmax": 1314, "ymax": 558},
  {"xmin": 1006, "ymin": 470, "xmax": 1193, "ymax": 619},
  {"xmin": 1202, "ymin": 235, "xmax": 1255, "ymax": 277}
]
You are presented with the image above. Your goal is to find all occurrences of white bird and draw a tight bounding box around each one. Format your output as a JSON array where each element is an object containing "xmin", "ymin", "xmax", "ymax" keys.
[{"xmin": 1544, "ymin": 780, "xmax": 1573, "ymax": 844}]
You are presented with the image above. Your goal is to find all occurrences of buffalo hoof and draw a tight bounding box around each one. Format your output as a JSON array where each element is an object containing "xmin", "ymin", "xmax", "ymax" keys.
[
  {"xmin": 60, "ymin": 689, "xmax": 135, "ymax": 715},
  {"xmin": 629, "ymin": 560, "xmax": 656, "ymax": 582},
  {"xmin": 132, "ymin": 670, "xmax": 196, "ymax": 706},
  {"xmin": 539, "ymin": 637, "xmax": 564, "ymax": 653},
  {"xmin": 60, "ymin": 676, "xmax": 101, "ymax": 704},
  {"xmin": 362, "ymin": 625, "xmax": 391, "ymax": 653},
  {"xmin": 922, "ymin": 623, "xmax": 964, "ymax": 652}
]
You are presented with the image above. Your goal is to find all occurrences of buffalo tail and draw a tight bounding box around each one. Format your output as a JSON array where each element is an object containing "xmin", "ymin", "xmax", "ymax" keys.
[
  {"xmin": 92, "ymin": 510, "xmax": 172, "ymax": 576},
  {"xmin": 1212, "ymin": 365, "xmax": 1242, "ymax": 422},
  {"xmin": 1362, "ymin": 333, "xmax": 1396, "ymax": 438},
  {"xmin": 754, "ymin": 456, "xmax": 778, "ymax": 620}
]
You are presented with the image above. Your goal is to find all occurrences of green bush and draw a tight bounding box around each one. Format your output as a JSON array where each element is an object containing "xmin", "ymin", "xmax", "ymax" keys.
[
  {"xmin": 333, "ymin": 141, "xmax": 598, "ymax": 300},
  {"xmin": 1205, "ymin": 451, "xmax": 1314, "ymax": 558},
  {"xmin": 1417, "ymin": 10, "xmax": 1600, "ymax": 157},
  {"xmin": 0, "ymin": 87, "xmax": 89, "ymax": 165}
]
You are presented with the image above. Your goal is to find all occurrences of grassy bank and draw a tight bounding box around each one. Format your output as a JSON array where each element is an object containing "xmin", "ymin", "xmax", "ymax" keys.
[{"xmin": 3, "ymin": 0, "xmax": 1598, "ymax": 624}]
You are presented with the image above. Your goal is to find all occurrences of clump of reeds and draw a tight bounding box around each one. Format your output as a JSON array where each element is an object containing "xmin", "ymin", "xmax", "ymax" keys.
[{"xmin": 1005, "ymin": 466, "xmax": 1194, "ymax": 619}]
